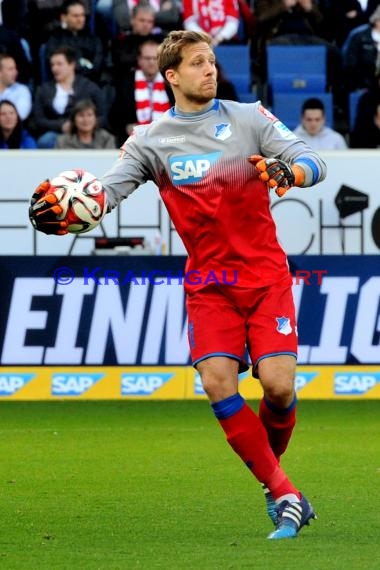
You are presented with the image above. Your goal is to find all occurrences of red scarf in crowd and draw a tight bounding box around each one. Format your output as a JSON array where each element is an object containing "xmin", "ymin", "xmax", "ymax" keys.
[{"xmin": 134, "ymin": 69, "xmax": 171, "ymax": 125}]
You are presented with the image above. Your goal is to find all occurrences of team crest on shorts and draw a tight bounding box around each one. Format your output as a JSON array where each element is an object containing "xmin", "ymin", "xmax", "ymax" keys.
[
  {"xmin": 276, "ymin": 316, "xmax": 292, "ymax": 335},
  {"xmin": 214, "ymin": 123, "xmax": 231, "ymax": 140}
]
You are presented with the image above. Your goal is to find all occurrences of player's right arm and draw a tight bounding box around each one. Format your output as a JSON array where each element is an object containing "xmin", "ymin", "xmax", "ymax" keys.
[
  {"xmin": 29, "ymin": 128, "xmax": 153, "ymax": 235},
  {"xmin": 29, "ymin": 181, "xmax": 69, "ymax": 235}
]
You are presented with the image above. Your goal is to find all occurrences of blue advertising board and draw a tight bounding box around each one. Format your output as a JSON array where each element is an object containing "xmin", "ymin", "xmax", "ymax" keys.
[{"xmin": 0, "ymin": 256, "xmax": 379, "ymax": 366}]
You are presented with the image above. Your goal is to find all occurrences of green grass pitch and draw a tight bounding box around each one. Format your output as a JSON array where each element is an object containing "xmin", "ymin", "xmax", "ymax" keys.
[{"xmin": 0, "ymin": 400, "xmax": 379, "ymax": 570}]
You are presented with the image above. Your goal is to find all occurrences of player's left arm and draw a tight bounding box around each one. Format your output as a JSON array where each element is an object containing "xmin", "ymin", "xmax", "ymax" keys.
[
  {"xmin": 248, "ymin": 155, "xmax": 307, "ymax": 197},
  {"xmin": 249, "ymin": 102, "xmax": 327, "ymax": 196}
]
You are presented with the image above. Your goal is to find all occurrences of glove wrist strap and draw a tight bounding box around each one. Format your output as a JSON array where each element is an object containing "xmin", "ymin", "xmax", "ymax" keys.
[{"xmin": 292, "ymin": 165, "xmax": 305, "ymax": 187}]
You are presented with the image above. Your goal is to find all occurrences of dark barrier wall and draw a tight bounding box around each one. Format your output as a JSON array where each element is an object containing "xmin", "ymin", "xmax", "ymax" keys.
[{"xmin": 0, "ymin": 256, "xmax": 379, "ymax": 366}]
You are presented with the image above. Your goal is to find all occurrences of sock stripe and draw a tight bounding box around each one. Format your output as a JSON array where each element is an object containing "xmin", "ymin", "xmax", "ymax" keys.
[
  {"xmin": 264, "ymin": 395, "xmax": 297, "ymax": 415},
  {"xmin": 211, "ymin": 393, "xmax": 245, "ymax": 419}
]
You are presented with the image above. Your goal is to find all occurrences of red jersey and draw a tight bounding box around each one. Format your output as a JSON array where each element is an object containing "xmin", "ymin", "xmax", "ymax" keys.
[{"xmin": 101, "ymin": 99, "xmax": 327, "ymax": 291}]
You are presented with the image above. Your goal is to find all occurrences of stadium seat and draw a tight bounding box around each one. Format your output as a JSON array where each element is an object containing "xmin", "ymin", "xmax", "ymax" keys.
[
  {"xmin": 272, "ymin": 92, "xmax": 333, "ymax": 130},
  {"xmin": 215, "ymin": 44, "xmax": 252, "ymax": 92},
  {"xmin": 267, "ymin": 45, "xmax": 327, "ymax": 95},
  {"xmin": 226, "ymin": 73, "xmax": 251, "ymax": 93}
]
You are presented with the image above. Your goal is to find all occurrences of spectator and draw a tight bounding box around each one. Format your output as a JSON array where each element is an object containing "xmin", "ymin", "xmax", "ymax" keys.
[
  {"xmin": 111, "ymin": 4, "xmax": 165, "ymax": 82},
  {"xmin": 365, "ymin": 1, "xmax": 380, "ymax": 19},
  {"xmin": 55, "ymin": 98, "xmax": 116, "ymax": 148},
  {"xmin": 182, "ymin": 0, "xmax": 240, "ymax": 46},
  {"xmin": 110, "ymin": 38, "xmax": 173, "ymax": 144},
  {"xmin": 112, "ymin": 0, "xmax": 180, "ymax": 33},
  {"xmin": 319, "ymin": 0, "xmax": 366, "ymax": 48},
  {"xmin": 0, "ymin": 54, "xmax": 32, "ymax": 120},
  {"xmin": 33, "ymin": 46, "xmax": 105, "ymax": 148},
  {"xmin": 253, "ymin": 0, "xmax": 326, "ymax": 87},
  {"xmin": 293, "ymin": 97, "xmax": 348, "ymax": 150},
  {"xmin": 26, "ymin": 0, "xmax": 93, "ymax": 46},
  {"xmin": 255, "ymin": 0, "xmax": 325, "ymax": 39},
  {"xmin": 342, "ymin": 5, "xmax": 380, "ymax": 91},
  {"xmin": 44, "ymin": 0, "xmax": 104, "ymax": 83},
  {"xmin": 1, "ymin": 0, "xmax": 28, "ymax": 35},
  {"xmin": 350, "ymin": 71, "xmax": 380, "ymax": 145},
  {"xmin": 0, "ymin": 99, "xmax": 37, "ymax": 148},
  {"xmin": 351, "ymin": 100, "xmax": 380, "ymax": 147},
  {"xmin": 0, "ymin": 22, "xmax": 31, "ymax": 84}
]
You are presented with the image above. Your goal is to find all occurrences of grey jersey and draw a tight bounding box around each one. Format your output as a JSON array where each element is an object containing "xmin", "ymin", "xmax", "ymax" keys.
[{"xmin": 100, "ymin": 99, "xmax": 327, "ymax": 288}]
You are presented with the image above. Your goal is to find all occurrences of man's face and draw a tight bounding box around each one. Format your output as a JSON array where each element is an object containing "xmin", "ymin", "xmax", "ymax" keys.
[
  {"xmin": 166, "ymin": 42, "xmax": 217, "ymax": 106},
  {"xmin": 50, "ymin": 54, "xmax": 75, "ymax": 81},
  {"xmin": 62, "ymin": 3, "xmax": 86, "ymax": 32},
  {"xmin": 302, "ymin": 109, "xmax": 325, "ymax": 135},
  {"xmin": 0, "ymin": 58, "xmax": 17, "ymax": 86},
  {"xmin": 138, "ymin": 44, "xmax": 159, "ymax": 79},
  {"xmin": 131, "ymin": 9, "xmax": 155, "ymax": 35}
]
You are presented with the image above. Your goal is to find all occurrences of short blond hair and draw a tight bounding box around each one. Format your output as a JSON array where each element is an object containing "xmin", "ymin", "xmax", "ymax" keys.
[{"xmin": 157, "ymin": 30, "xmax": 213, "ymax": 79}]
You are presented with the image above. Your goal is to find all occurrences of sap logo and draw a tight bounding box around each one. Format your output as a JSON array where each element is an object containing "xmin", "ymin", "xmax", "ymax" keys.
[
  {"xmin": 52, "ymin": 373, "xmax": 104, "ymax": 396},
  {"xmin": 334, "ymin": 373, "xmax": 380, "ymax": 395},
  {"xmin": 169, "ymin": 152, "xmax": 221, "ymax": 185},
  {"xmin": 0, "ymin": 373, "xmax": 35, "ymax": 396},
  {"xmin": 295, "ymin": 372, "xmax": 318, "ymax": 392},
  {"xmin": 121, "ymin": 373, "xmax": 173, "ymax": 396},
  {"xmin": 194, "ymin": 373, "xmax": 205, "ymax": 395}
]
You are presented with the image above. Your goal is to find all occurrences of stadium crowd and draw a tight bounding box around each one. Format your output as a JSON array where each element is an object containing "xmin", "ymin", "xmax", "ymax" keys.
[{"xmin": 1, "ymin": 0, "xmax": 380, "ymax": 149}]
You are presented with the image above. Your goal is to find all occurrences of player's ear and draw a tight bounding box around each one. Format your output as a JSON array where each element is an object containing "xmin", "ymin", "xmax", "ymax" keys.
[{"xmin": 165, "ymin": 69, "xmax": 178, "ymax": 87}]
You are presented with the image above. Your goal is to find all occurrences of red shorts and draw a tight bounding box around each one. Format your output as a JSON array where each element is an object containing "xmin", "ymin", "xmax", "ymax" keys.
[{"xmin": 186, "ymin": 282, "xmax": 297, "ymax": 377}]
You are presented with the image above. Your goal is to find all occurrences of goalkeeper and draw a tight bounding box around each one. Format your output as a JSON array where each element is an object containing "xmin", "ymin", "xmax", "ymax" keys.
[{"xmin": 29, "ymin": 30, "xmax": 327, "ymax": 540}]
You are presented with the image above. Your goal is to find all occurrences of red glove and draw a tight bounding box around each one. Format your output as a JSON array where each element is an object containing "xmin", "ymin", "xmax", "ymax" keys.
[
  {"xmin": 248, "ymin": 155, "xmax": 305, "ymax": 197},
  {"xmin": 29, "ymin": 181, "xmax": 68, "ymax": 235}
]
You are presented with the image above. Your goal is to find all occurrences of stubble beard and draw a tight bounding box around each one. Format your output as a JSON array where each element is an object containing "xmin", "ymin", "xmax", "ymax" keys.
[{"xmin": 186, "ymin": 86, "xmax": 217, "ymax": 106}]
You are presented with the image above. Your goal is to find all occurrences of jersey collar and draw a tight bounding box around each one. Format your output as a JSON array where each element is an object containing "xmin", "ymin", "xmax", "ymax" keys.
[{"xmin": 170, "ymin": 99, "xmax": 219, "ymax": 118}]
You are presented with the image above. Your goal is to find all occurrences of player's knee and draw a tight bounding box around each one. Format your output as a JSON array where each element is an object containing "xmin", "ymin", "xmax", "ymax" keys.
[
  {"xmin": 197, "ymin": 357, "xmax": 239, "ymax": 401},
  {"xmin": 199, "ymin": 370, "xmax": 236, "ymax": 401},
  {"xmin": 201, "ymin": 371, "xmax": 226, "ymax": 398},
  {"xmin": 263, "ymin": 376, "xmax": 295, "ymax": 407}
]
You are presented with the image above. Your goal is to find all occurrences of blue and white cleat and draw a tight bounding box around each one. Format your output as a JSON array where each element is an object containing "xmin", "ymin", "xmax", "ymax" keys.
[
  {"xmin": 267, "ymin": 494, "xmax": 316, "ymax": 540},
  {"xmin": 262, "ymin": 485, "xmax": 278, "ymax": 526}
]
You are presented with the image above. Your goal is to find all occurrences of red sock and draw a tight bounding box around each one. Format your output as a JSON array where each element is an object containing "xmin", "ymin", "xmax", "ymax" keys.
[
  {"xmin": 259, "ymin": 396, "xmax": 296, "ymax": 460},
  {"xmin": 217, "ymin": 400, "xmax": 299, "ymax": 498}
]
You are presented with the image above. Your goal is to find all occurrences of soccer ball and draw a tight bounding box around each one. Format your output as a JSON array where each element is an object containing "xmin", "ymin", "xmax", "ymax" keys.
[{"xmin": 49, "ymin": 169, "xmax": 107, "ymax": 234}]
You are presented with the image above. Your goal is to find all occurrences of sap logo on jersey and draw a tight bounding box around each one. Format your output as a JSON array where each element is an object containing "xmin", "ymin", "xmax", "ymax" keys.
[
  {"xmin": 52, "ymin": 373, "xmax": 104, "ymax": 396},
  {"xmin": 121, "ymin": 373, "xmax": 174, "ymax": 395},
  {"xmin": 295, "ymin": 372, "xmax": 318, "ymax": 392},
  {"xmin": 169, "ymin": 152, "xmax": 221, "ymax": 185},
  {"xmin": 0, "ymin": 373, "xmax": 35, "ymax": 396},
  {"xmin": 334, "ymin": 372, "xmax": 380, "ymax": 395}
]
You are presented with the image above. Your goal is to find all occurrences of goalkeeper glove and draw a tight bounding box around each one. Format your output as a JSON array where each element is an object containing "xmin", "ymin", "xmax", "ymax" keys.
[
  {"xmin": 248, "ymin": 155, "xmax": 305, "ymax": 197},
  {"xmin": 29, "ymin": 180, "xmax": 68, "ymax": 235}
]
